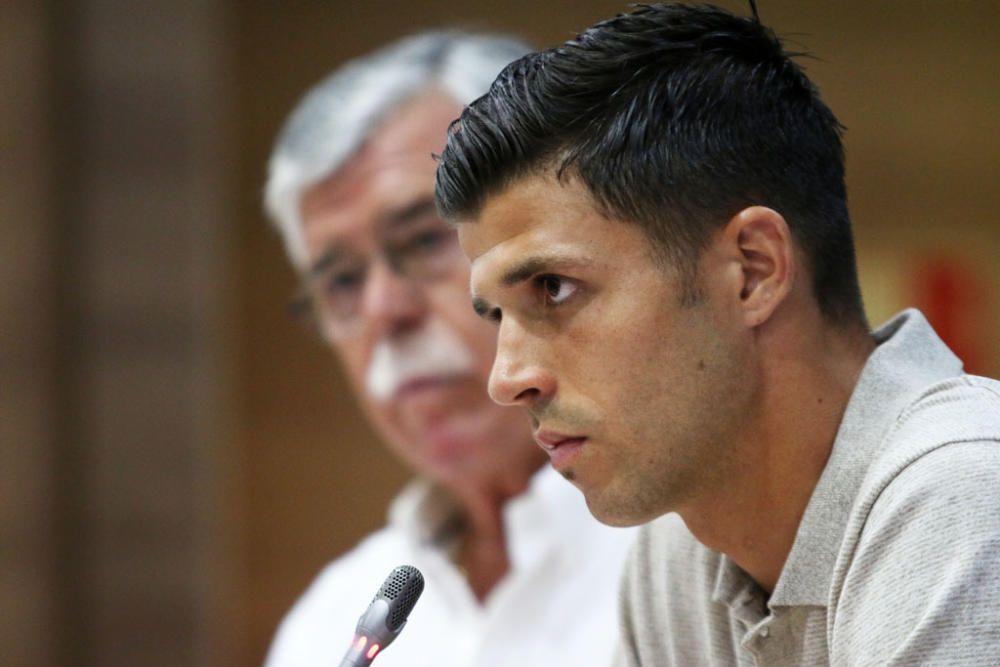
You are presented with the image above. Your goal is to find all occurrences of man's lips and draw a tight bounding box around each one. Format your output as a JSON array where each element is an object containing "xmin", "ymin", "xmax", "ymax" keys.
[{"xmin": 534, "ymin": 430, "xmax": 587, "ymax": 469}]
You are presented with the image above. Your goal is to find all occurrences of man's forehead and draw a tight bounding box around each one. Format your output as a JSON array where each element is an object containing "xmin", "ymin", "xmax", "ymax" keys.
[
  {"xmin": 460, "ymin": 179, "xmax": 626, "ymax": 303},
  {"xmin": 301, "ymin": 149, "xmax": 435, "ymax": 218},
  {"xmin": 372, "ymin": 91, "xmax": 463, "ymax": 151},
  {"xmin": 457, "ymin": 172, "xmax": 610, "ymax": 262},
  {"xmin": 301, "ymin": 92, "xmax": 463, "ymax": 225},
  {"xmin": 456, "ymin": 211, "xmax": 528, "ymax": 266}
]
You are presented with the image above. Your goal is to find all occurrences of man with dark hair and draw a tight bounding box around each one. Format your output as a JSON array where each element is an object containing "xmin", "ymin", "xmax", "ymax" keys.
[
  {"xmin": 262, "ymin": 32, "xmax": 636, "ymax": 666},
  {"xmin": 436, "ymin": 4, "xmax": 1000, "ymax": 665}
]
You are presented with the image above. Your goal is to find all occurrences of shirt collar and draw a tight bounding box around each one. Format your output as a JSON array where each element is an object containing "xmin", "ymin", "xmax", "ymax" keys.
[
  {"xmin": 713, "ymin": 552, "xmax": 770, "ymax": 626},
  {"xmin": 503, "ymin": 464, "xmax": 597, "ymax": 571},
  {"xmin": 769, "ymin": 309, "xmax": 962, "ymax": 607},
  {"xmin": 387, "ymin": 464, "xmax": 586, "ymax": 569},
  {"xmin": 388, "ymin": 477, "xmax": 464, "ymax": 552}
]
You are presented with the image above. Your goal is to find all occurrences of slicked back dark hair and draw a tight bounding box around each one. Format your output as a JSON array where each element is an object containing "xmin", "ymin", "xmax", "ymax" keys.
[{"xmin": 436, "ymin": 2, "xmax": 866, "ymax": 325}]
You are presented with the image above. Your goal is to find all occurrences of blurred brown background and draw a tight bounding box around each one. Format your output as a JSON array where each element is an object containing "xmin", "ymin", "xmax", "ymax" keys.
[{"xmin": 3, "ymin": 1, "xmax": 998, "ymax": 665}]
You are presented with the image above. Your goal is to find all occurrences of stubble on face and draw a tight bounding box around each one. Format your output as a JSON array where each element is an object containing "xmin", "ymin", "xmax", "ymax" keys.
[
  {"xmin": 596, "ymin": 291, "xmax": 756, "ymax": 527},
  {"xmin": 587, "ymin": 312, "xmax": 753, "ymax": 529},
  {"xmin": 462, "ymin": 172, "xmax": 758, "ymax": 527}
]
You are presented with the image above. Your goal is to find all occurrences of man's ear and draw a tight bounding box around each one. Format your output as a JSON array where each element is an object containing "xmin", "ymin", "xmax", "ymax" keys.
[{"xmin": 722, "ymin": 206, "xmax": 795, "ymax": 328}]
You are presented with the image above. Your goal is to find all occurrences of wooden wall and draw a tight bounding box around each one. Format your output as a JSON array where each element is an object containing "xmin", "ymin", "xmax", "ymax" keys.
[
  {"xmin": 2, "ymin": 3, "xmax": 59, "ymax": 664},
  {"xmin": 2, "ymin": 1, "xmax": 237, "ymax": 665}
]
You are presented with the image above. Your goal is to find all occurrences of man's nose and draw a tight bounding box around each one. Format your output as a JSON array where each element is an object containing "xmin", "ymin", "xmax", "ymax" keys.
[
  {"xmin": 361, "ymin": 259, "xmax": 426, "ymax": 338},
  {"xmin": 487, "ymin": 319, "xmax": 555, "ymax": 410}
]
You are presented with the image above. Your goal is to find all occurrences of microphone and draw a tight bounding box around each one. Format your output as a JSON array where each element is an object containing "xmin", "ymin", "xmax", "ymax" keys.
[{"xmin": 338, "ymin": 565, "xmax": 425, "ymax": 667}]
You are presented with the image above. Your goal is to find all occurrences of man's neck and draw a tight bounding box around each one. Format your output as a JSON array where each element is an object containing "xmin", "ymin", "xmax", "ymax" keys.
[
  {"xmin": 444, "ymin": 459, "xmax": 543, "ymax": 602},
  {"xmin": 682, "ymin": 319, "xmax": 875, "ymax": 593}
]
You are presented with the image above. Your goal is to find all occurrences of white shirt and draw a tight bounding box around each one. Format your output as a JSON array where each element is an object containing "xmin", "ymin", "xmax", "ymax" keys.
[{"xmin": 265, "ymin": 466, "xmax": 637, "ymax": 666}]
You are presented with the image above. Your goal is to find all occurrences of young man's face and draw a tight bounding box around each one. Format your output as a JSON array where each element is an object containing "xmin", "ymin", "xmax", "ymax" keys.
[
  {"xmin": 459, "ymin": 173, "xmax": 757, "ymax": 526},
  {"xmin": 297, "ymin": 92, "xmax": 542, "ymax": 490}
]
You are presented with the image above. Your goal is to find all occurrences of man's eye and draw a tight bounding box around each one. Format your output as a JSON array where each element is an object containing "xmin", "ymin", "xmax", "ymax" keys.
[
  {"xmin": 538, "ymin": 275, "xmax": 576, "ymax": 305},
  {"xmin": 325, "ymin": 270, "xmax": 364, "ymax": 294}
]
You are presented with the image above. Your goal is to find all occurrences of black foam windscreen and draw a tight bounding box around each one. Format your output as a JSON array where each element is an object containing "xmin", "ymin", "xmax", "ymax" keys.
[{"xmin": 373, "ymin": 565, "xmax": 424, "ymax": 631}]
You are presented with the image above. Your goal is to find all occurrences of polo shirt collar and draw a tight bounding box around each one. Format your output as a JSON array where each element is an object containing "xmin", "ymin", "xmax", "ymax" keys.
[{"xmin": 768, "ymin": 309, "xmax": 962, "ymax": 607}]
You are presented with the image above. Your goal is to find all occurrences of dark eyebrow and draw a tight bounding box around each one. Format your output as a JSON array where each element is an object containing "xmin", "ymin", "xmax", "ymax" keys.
[
  {"xmin": 471, "ymin": 253, "xmax": 591, "ymax": 320},
  {"xmin": 499, "ymin": 254, "xmax": 591, "ymax": 287}
]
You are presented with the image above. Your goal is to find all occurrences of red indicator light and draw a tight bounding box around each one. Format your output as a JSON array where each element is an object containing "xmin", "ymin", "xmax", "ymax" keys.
[
  {"xmin": 366, "ymin": 644, "xmax": 380, "ymax": 659},
  {"xmin": 355, "ymin": 635, "xmax": 367, "ymax": 651}
]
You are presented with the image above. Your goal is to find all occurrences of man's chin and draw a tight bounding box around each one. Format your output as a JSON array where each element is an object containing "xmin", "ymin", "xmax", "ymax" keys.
[
  {"xmin": 581, "ymin": 486, "xmax": 657, "ymax": 528},
  {"xmin": 379, "ymin": 412, "xmax": 484, "ymax": 474},
  {"xmin": 396, "ymin": 393, "xmax": 494, "ymax": 447},
  {"xmin": 419, "ymin": 420, "xmax": 485, "ymax": 464}
]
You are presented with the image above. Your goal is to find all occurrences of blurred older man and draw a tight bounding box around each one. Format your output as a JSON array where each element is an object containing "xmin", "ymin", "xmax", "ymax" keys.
[{"xmin": 262, "ymin": 32, "xmax": 636, "ymax": 667}]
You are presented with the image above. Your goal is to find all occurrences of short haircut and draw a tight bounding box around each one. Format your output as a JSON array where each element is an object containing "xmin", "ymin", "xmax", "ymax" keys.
[
  {"xmin": 265, "ymin": 31, "xmax": 532, "ymax": 269},
  {"xmin": 436, "ymin": 3, "xmax": 866, "ymax": 325}
]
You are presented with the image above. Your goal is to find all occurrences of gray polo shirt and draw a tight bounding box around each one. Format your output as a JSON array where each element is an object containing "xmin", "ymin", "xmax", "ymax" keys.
[{"xmin": 614, "ymin": 309, "xmax": 1000, "ymax": 666}]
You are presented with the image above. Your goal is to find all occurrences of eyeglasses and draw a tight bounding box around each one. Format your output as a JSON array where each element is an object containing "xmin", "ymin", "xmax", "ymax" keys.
[{"xmin": 289, "ymin": 209, "xmax": 464, "ymax": 339}]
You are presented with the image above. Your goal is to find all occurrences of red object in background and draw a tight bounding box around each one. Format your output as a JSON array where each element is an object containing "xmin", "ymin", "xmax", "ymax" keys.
[{"xmin": 910, "ymin": 255, "xmax": 990, "ymax": 376}]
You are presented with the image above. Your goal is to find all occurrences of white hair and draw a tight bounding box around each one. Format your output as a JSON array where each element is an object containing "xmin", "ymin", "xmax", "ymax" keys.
[{"xmin": 264, "ymin": 31, "xmax": 532, "ymax": 269}]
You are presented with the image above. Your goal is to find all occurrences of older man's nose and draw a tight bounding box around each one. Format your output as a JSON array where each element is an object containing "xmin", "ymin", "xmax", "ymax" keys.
[{"xmin": 362, "ymin": 260, "xmax": 426, "ymax": 339}]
